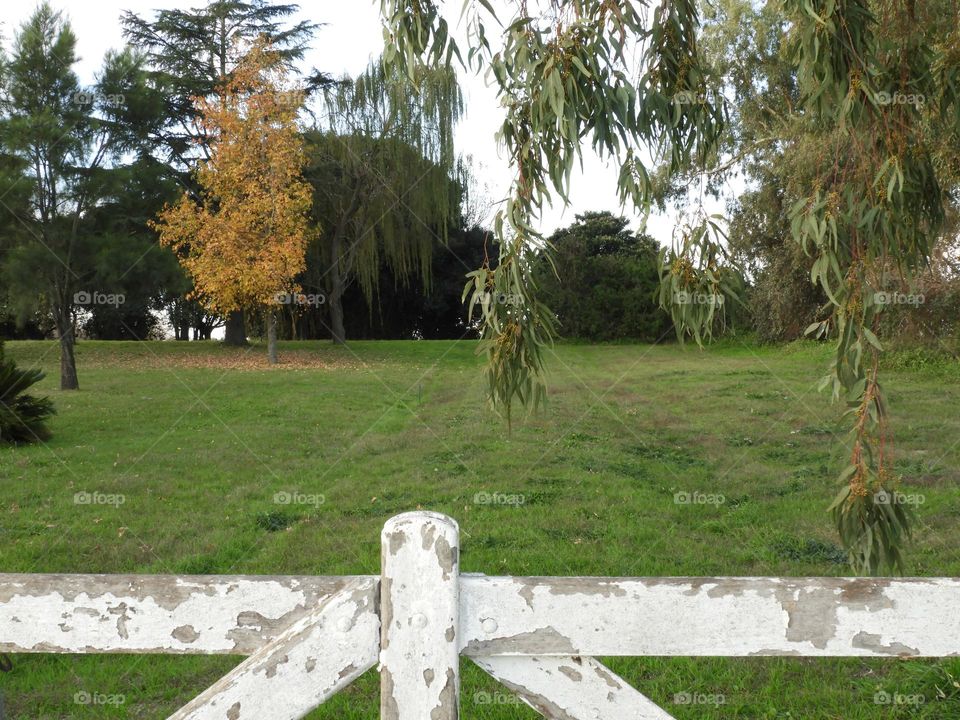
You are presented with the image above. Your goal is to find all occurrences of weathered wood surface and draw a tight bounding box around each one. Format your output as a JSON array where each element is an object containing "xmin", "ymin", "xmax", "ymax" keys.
[
  {"xmin": 461, "ymin": 576, "xmax": 960, "ymax": 657},
  {"xmin": 5, "ymin": 573, "xmax": 958, "ymax": 659},
  {"xmin": 0, "ymin": 573, "xmax": 374, "ymax": 654},
  {"xmin": 380, "ymin": 512, "xmax": 460, "ymax": 720},
  {"xmin": 5, "ymin": 513, "xmax": 960, "ymax": 720},
  {"xmin": 474, "ymin": 655, "xmax": 676, "ymax": 720},
  {"xmin": 168, "ymin": 577, "xmax": 379, "ymax": 720}
]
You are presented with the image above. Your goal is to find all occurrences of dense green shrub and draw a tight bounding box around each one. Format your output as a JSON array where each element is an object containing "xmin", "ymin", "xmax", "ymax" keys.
[
  {"xmin": 0, "ymin": 340, "xmax": 55, "ymax": 444},
  {"xmin": 535, "ymin": 212, "xmax": 671, "ymax": 342}
]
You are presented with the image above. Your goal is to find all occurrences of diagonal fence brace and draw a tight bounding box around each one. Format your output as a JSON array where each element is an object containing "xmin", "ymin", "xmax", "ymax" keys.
[
  {"xmin": 167, "ymin": 577, "xmax": 379, "ymax": 720},
  {"xmin": 474, "ymin": 655, "xmax": 677, "ymax": 720}
]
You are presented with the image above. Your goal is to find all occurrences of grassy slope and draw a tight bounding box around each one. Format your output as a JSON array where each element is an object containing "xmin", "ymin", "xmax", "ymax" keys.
[{"xmin": 1, "ymin": 339, "xmax": 959, "ymax": 719}]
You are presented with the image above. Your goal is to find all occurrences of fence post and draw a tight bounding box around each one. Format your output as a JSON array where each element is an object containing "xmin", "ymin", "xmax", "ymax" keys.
[{"xmin": 380, "ymin": 511, "xmax": 460, "ymax": 720}]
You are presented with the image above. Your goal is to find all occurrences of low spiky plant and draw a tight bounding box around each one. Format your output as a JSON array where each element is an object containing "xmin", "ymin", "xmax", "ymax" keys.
[{"xmin": 0, "ymin": 340, "xmax": 56, "ymax": 444}]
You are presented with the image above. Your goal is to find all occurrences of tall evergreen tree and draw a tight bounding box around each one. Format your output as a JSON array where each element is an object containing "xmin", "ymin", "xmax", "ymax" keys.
[
  {"xmin": 0, "ymin": 3, "xmax": 161, "ymax": 389},
  {"xmin": 122, "ymin": 0, "xmax": 330, "ymax": 345}
]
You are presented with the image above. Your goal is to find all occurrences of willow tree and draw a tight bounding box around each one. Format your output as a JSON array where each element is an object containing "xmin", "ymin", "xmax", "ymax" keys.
[
  {"xmin": 380, "ymin": 0, "xmax": 960, "ymax": 572},
  {"xmin": 307, "ymin": 59, "xmax": 464, "ymax": 344},
  {"xmin": 778, "ymin": 0, "xmax": 959, "ymax": 573}
]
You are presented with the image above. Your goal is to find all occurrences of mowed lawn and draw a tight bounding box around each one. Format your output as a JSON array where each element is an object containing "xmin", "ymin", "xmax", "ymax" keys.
[{"xmin": 1, "ymin": 338, "xmax": 959, "ymax": 719}]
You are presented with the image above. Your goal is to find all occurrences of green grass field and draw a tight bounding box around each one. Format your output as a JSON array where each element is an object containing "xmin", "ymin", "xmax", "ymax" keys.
[{"xmin": 1, "ymin": 338, "xmax": 959, "ymax": 718}]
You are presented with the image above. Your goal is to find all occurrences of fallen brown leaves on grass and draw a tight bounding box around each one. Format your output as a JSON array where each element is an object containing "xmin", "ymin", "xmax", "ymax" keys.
[{"xmin": 81, "ymin": 350, "xmax": 375, "ymax": 372}]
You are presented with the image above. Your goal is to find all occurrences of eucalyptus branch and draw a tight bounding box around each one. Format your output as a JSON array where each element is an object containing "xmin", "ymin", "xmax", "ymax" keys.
[{"xmin": 380, "ymin": 0, "xmax": 725, "ymax": 420}]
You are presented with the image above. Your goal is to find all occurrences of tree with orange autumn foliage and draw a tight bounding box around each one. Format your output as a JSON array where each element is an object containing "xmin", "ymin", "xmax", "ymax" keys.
[{"xmin": 153, "ymin": 38, "xmax": 313, "ymax": 363}]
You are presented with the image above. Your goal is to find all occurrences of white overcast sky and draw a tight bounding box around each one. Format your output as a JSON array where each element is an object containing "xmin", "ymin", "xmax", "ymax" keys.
[{"xmin": 0, "ymin": 0, "xmax": 730, "ymax": 245}]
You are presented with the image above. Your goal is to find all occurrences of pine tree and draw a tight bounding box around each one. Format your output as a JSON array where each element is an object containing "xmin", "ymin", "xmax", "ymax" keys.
[{"xmin": 0, "ymin": 3, "xmax": 161, "ymax": 389}]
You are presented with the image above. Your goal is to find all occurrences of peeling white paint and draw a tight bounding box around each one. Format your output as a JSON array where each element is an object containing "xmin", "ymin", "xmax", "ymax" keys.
[
  {"xmin": 3, "ymin": 515, "xmax": 959, "ymax": 720},
  {"xmin": 0, "ymin": 574, "xmax": 370, "ymax": 654},
  {"xmin": 460, "ymin": 576, "xmax": 960, "ymax": 657},
  {"xmin": 167, "ymin": 578, "xmax": 379, "ymax": 720},
  {"xmin": 475, "ymin": 655, "xmax": 676, "ymax": 719},
  {"xmin": 380, "ymin": 512, "xmax": 460, "ymax": 720}
]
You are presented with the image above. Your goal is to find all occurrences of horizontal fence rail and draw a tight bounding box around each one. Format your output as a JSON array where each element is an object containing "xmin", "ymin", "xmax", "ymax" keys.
[
  {"xmin": 4, "ymin": 574, "xmax": 956, "ymax": 659},
  {"xmin": 460, "ymin": 575, "xmax": 960, "ymax": 657},
  {"xmin": 0, "ymin": 573, "xmax": 375, "ymax": 655},
  {"xmin": 1, "ymin": 511, "xmax": 957, "ymax": 719}
]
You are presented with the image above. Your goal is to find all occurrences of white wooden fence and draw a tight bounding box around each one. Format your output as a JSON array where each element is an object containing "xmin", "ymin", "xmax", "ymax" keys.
[{"xmin": 1, "ymin": 511, "xmax": 958, "ymax": 718}]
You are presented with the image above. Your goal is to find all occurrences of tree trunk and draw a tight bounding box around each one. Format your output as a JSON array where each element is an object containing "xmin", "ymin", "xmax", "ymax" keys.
[
  {"xmin": 224, "ymin": 310, "xmax": 248, "ymax": 346},
  {"xmin": 328, "ymin": 233, "xmax": 346, "ymax": 345},
  {"xmin": 288, "ymin": 307, "xmax": 298, "ymax": 341},
  {"xmin": 57, "ymin": 310, "xmax": 79, "ymax": 391},
  {"xmin": 329, "ymin": 291, "xmax": 346, "ymax": 345},
  {"xmin": 267, "ymin": 311, "xmax": 278, "ymax": 365}
]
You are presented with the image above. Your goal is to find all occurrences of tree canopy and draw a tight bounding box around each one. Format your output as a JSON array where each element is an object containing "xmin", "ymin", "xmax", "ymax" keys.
[
  {"xmin": 153, "ymin": 40, "xmax": 314, "ymax": 363},
  {"xmin": 536, "ymin": 212, "xmax": 671, "ymax": 342},
  {"xmin": 306, "ymin": 58, "xmax": 465, "ymax": 344},
  {"xmin": 121, "ymin": 0, "xmax": 328, "ymax": 173}
]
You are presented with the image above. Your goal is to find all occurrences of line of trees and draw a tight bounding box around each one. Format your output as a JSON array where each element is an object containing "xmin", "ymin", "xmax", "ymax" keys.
[
  {"xmin": 0, "ymin": 1, "xmax": 475, "ymax": 387},
  {"xmin": 0, "ymin": 1, "xmax": 696, "ymax": 392}
]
